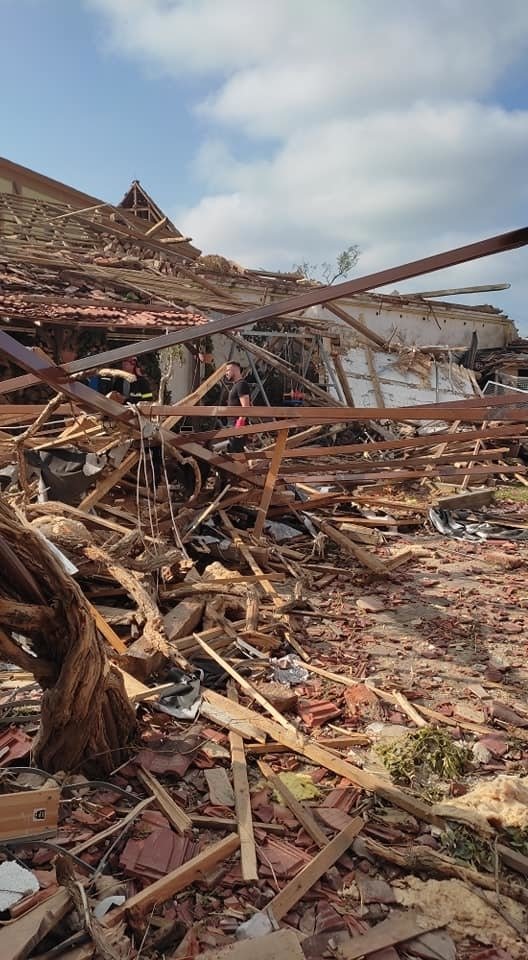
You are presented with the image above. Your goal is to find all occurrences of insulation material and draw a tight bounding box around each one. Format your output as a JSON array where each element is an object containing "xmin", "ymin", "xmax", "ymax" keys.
[
  {"xmin": 394, "ymin": 877, "xmax": 525, "ymax": 958},
  {"xmin": 435, "ymin": 775, "xmax": 528, "ymax": 830},
  {"xmin": 273, "ymin": 772, "xmax": 320, "ymax": 802},
  {"xmin": 0, "ymin": 861, "xmax": 39, "ymax": 911}
]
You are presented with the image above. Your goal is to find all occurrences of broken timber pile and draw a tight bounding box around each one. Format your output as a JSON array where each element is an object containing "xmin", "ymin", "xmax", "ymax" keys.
[{"xmin": 0, "ymin": 242, "xmax": 528, "ymax": 957}]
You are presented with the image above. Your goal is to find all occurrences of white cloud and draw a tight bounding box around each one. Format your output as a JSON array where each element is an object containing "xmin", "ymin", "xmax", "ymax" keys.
[{"xmin": 90, "ymin": 0, "xmax": 528, "ymax": 328}]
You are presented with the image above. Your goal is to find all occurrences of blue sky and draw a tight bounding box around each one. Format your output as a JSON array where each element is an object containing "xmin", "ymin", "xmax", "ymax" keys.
[
  {"xmin": 0, "ymin": 0, "xmax": 206, "ymax": 208},
  {"xmin": 2, "ymin": 0, "xmax": 528, "ymax": 331}
]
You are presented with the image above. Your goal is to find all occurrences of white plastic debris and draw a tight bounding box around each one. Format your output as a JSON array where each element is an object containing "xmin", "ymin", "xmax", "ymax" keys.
[
  {"xmin": 0, "ymin": 861, "xmax": 39, "ymax": 912},
  {"xmin": 236, "ymin": 909, "xmax": 277, "ymax": 940},
  {"xmin": 94, "ymin": 895, "xmax": 126, "ymax": 919}
]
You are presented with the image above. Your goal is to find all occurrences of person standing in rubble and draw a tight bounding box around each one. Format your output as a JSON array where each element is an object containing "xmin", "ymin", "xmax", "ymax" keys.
[
  {"xmin": 96, "ymin": 356, "xmax": 153, "ymax": 404},
  {"xmin": 213, "ymin": 361, "xmax": 251, "ymax": 454}
]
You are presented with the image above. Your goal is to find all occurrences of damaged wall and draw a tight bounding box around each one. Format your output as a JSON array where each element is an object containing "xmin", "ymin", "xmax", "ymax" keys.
[{"xmin": 334, "ymin": 346, "xmax": 479, "ymax": 408}]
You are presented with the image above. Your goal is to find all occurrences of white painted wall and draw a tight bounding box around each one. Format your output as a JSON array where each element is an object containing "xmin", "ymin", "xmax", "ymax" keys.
[
  {"xmin": 311, "ymin": 298, "xmax": 514, "ymax": 351},
  {"xmin": 166, "ymin": 349, "xmax": 193, "ymax": 401},
  {"xmin": 205, "ymin": 282, "xmax": 515, "ymax": 350}
]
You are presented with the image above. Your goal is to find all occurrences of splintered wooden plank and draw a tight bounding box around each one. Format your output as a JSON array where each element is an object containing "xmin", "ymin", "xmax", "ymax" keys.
[
  {"xmin": 254, "ymin": 428, "xmax": 289, "ymax": 538},
  {"xmin": 257, "ymin": 759, "xmax": 327, "ymax": 848},
  {"xmin": 78, "ymin": 449, "xmax": 139, "ymax": 511},
  {"xmin": 219, "ymin": 510, "xmax": 309, "ymax": 663},
  {"xmin": 138, "ymin": 766, "xmax": 192, "ymax": 834},
  {"xmin": 229, "ymin": 685, "xmax": 258, "ymax": 881},
  {"xmin": 107, "ymin": 833, "xmax": 240, "ymax": 924},
  {"xmin": 308, "ymin": 515, "xmax": 388, "ymax": 575},
  {"xmin": 337, "ymin": 912, "xmax": 442, "ymax": 959},
  {"xmin": 267, "ymin": 818, "xmax": 364, "ymax": 922}
]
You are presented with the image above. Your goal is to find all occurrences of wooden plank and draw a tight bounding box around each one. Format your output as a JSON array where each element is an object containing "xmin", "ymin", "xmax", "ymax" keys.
[
  {"xmin": 267, "ymin": 818, "xmax": 364, "ymax": 922},
  {"xmin": 254, "ymin": 429, "xmax": 289, "ymax": 538},
  {"xmin": 392, "ymin": 690, "xmax": 427, "ymax": 727},
  {"xmin": 308, "ymin": 515, "xmax": 388, "ymax": 575},
  {"xmin": 245, "ymin": 734, "xmax": 372, "ymax": 752},
  {"xmin": 286, "ymin": 464, "xmax": 525, "ymax": 483},
  {"xmin": 202, "ymin": 690, "xmax": 440, "ymax": 826},
  {"xmin": 364, "ymin": 344, "xmax": 385, "ymax": 408},
  {"xmin": 331, "ymin": 352, "xmax": 356, "ymax": 406},
  {"xmin": 137, "ymin": 395, "xmax": 528, "ymax": 420},
  {"xmin": 106, "ymin": 833, "xmax": 240, "ymax": 923},
  {"xmin": 137, "ymin": 766, "xmax": 192, "ymax": 834},
  {"xmin": 229, "ymin": 685, "xmax": 258, "ymax": 881},
  {"xmin": 115, "ymin": 665, "xmax": 150, "ymax": 701},
  {"xmin": 219, "ymin": 510, "xmax": 309, "ymax": 663},
  {"xmin": 257, "ymin": 759, "xmax": 327, "ymax": 848},
  {"xmin": 130, "ymin": 681, "xmax": 181, "ymax": 703},
  {"xmin": 419, "ymin": 418, "xmax": 461, "ymax": 487},
  {"xmin": 78, "ymin": 450, "xmax": 140, "ymax": 511},
  {"xmin": 89, "ymin": 603, "xmax": 128, "ymax": 654},
  {"xmin": 302, "ymin": 663, "xmax": 361, "ymax": 688},
  {"xmin": 194, "ymin": 635, "xmax": 297, "ymax": 731},
  {"xmin": 435, "ymin": 487, "xmax": 494, "ymax": 510},
  {"xmin": 2, "ymin": 888, "xmax": 72, "ymax": 960},
  {"xmin": 72, "ymin": 798, "xmax": 153, "ymax": 855},
  {"xmin": 337, "ymin": 912, "xmax": 442, "ymax": 959},
  {"xmin": 200, "ymin": 696, "xmax": 268, "ymax": 745},
  {"xmin": 276, "ymin": 446, "xmax": 513, "ymax": 475},
  {"xmin": 144, "ymin": 416, "xmax": 528, "ymax": 448},
  {"xmin": 196, "ymin": 930, "xmax": 304, "ymax": 960},
  {"xmin": 460, "ymin": 419, "xmax": 488, "ymax": 491},
  {"xmin": 0, "ymin": 788, "xmax": 60, "ymax": 842}
]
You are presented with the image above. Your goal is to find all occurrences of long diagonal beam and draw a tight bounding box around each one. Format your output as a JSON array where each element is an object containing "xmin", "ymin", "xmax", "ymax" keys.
[
  {"xmin": 1, "ymin": 226, "xmax": 528, "ymax": 396},
  {"xmin": 0, "ymin": 331, "xmax": 265, "ymax": 489}
]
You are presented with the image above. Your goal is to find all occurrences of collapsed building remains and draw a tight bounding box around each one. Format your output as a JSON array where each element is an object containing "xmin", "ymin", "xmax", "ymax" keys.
[{"xmin": 0, "ymin": 157, "xmax": 527, "ymax": 960}]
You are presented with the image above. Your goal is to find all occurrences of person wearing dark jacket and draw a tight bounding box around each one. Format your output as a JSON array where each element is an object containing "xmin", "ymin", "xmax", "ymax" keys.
[{"xmin": 97, "ymin": 357, "xmax": 153, "ymax": 404}]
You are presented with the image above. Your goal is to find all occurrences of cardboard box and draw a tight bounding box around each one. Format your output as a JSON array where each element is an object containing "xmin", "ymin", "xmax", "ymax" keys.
[{"xmin": 0, "ymin": 788, "xmax": 60, "ymax": 842}]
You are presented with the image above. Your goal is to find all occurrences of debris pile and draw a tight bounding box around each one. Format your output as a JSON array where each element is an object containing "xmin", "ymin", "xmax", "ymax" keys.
[{"xmin": 0, "ymin": 206, "xmax": 527, "ymax": 958}]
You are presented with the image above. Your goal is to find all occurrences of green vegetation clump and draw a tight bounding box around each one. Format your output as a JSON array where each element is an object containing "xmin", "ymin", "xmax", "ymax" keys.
[
  {"xmin": 376, "ymin": 726, "xmax": 472, "ymax": 785},
  {"xmin": 494, "ymin": 485, "xmax": 528, "ymax": 503},
  {"xmin": 441, "ymin": 823, "xmax": 493, "ymax": 871}
]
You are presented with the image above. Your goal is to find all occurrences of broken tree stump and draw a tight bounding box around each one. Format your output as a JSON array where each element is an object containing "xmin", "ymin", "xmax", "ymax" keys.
[{"xmin": 0, "ymin": 498, "xmax": 136, "ymax": 776}]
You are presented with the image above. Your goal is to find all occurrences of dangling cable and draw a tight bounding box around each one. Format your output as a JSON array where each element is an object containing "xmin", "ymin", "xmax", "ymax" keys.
[{"xmin": 159, "ymin": 425, "xmax": 191, "ymax": 562}]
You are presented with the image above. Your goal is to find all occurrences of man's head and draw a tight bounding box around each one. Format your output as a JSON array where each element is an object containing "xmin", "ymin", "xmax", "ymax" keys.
[
  {"xmin": 226, "ymin": 361, "xmax": 242, "ymax": 382},
  {"xmin": 122, "ymin": 357, "xmax": 138, "ymax": 375}
]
